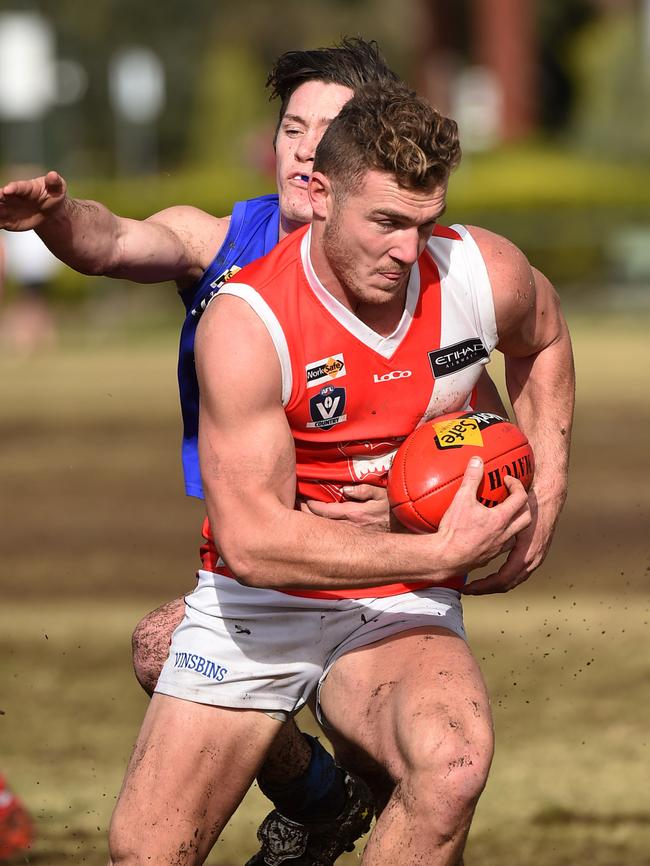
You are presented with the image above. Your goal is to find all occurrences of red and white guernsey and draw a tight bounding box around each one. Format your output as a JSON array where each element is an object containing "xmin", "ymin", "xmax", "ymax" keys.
[{"xmin": 203, "ymin": 222, "xmax": 498, "ymax": 599}]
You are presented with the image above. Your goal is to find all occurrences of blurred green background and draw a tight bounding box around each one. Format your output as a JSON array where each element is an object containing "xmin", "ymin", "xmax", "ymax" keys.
[{"xmin": 1, "ymin": 1, "xmax": 649, "ymax": 865}]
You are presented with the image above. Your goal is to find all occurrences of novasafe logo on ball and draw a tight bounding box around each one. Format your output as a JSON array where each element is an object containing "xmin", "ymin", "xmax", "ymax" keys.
[{"xmin": 433, "ymin": 412, "xmax": 505, "ymax": 449}]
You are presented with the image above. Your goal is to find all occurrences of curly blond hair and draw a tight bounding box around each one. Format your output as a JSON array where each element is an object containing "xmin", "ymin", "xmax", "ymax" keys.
[{"xmin": 313, "ymin": 81, "xmax": 461, "ymax": 192}]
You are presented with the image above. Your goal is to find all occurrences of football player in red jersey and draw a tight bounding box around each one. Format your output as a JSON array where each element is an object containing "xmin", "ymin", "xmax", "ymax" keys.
[
  {"xmin": 105, "ymin": 82, "xmax": 573, "ymax": 865},
  {"xmin": 1, "ymin": 42, "xmax": 510, "ymax": 866}
]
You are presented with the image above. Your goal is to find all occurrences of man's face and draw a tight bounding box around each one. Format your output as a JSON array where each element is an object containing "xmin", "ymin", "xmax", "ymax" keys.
[
  {"xmin": 275, "ymin": 80, "xmax": 353, "ymax": 237},
  {"xmin": 315, "ymin": 169, "xmax": 448, "ymax": 309}
]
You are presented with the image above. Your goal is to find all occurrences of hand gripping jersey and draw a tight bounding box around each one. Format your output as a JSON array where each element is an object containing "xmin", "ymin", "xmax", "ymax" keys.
[
  {"xmin": 202, "ymin": 222, "xmax": 499, "ymax": 599},
  {"xmin": 177, "ymin": 194, "xmax": 280, "ymax": 498}
]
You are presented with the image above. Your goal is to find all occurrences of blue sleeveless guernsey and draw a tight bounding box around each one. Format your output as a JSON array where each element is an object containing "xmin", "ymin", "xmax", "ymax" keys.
[{"xmin": 177, "ymin": 193, "xmax": 280, "ymax": 498}]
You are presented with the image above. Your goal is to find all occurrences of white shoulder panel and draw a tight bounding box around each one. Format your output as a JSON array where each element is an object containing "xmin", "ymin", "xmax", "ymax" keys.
[
  {"xmin": 427, "ymin": 225, "xmax": 498, "ymax": 352},
  {"xmin": 218, "ymin": 283, "xmax": 293, "ymax": 406}
]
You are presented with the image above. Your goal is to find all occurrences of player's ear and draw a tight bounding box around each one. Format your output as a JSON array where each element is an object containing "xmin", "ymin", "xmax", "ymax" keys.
[{"xmin": 308, "ymin": 172, "xmax": 331, "ymax": 219}]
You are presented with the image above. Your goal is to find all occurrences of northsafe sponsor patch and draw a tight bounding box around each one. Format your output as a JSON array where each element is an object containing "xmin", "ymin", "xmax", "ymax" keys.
[
  {"xmin": 305, "ymin": 353, "xmax": 347, "ymax": 388},
  {"xmin": 428, "ymin": 338, "xmax": 489, "ymax": 377}
]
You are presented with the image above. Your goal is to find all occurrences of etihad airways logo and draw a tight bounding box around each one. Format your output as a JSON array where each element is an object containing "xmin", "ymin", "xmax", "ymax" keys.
[
  {"xmin": 428, "ymin": 338, "xmax": 489, "ymax": 377},
  {"xmin": 305, "ymin": 353, "xmax": 347, "ymax": 389}
]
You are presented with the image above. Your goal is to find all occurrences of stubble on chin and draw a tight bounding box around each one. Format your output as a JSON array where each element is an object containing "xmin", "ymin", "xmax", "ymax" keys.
[{"xmin": 322, "ymin": 216, "xmax": 358, "ymax": 293}]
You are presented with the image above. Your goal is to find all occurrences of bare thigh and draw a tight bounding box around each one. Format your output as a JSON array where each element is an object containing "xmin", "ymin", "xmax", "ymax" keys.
[
  {"xmin": 322, "ymin": 627, "xmax": 492, "ymax": 765},
  {"xmin": 108, "ymin": 693, "xmax": 281, "ymax": 866},
  {"xmin": 132, "ymin": 598, "xmax": 314, "ymax": 783},
  {"xmin": 320, "ymin": 625, "xmax": 494, "ymax": 858}
]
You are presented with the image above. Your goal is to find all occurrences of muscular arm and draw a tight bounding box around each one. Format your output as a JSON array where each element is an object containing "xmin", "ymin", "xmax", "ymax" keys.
[
  {"xmin": 0, "ymin": 170, "xmax": 228, "ymax": 286},
  {"xmin": 195, "ymin": 293, "xmax": 531, "ymax": 591},
  {"xmin": 464, "ymin": 227, "xmax": 575, "ymax": 594}
]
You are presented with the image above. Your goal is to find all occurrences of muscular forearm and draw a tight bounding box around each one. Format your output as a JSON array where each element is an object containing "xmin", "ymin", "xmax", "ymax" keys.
[
  {"xmin": 506, "ymin": 320, "xmax": 575, "ymax": 509},
  {"xmin": 36, "ymin": 197, "xmax": 125, "ymax": 276},
  {"xmin": 219, "ymin": 507, "xmax": 456, "ymax": 590},
  {"xmin": 2, "ymin": 172, "xmax": 216, "ymax": 283},
  {"xmin": 208, "ymin": 461, "xmax": 528, "ymax": 593}
]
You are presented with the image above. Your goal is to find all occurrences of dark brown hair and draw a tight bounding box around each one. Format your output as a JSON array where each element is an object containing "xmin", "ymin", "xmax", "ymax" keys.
[
  {"xmin": 313, "ymin": 81, "xmax": 462, "ymax": 193},
  {"xmin": 266, "ymin": 37, "xmax": 399, "ymax": 136}
]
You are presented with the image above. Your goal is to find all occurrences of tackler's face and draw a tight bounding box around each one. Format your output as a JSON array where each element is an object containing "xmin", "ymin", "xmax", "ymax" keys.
[{"xmin": 275, "ymin": 80, "xmax": 353, "ymax": 238}]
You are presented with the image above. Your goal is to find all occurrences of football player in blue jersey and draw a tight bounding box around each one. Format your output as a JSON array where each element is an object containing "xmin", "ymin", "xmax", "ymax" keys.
[{"xmin": 0, "ymin": 38, "xmax": 507, "ymax": 866}]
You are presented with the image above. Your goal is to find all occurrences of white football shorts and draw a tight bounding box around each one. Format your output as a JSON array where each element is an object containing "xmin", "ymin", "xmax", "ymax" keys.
[{"xmin": 155, "ymin": 569, "xmax": 466, "ymax": 717}]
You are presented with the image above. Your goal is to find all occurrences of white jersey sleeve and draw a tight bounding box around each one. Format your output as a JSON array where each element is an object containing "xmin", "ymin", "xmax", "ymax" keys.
[{"xmin": 427, "ymin": 224, "xmax": 498, "ymax": 354}]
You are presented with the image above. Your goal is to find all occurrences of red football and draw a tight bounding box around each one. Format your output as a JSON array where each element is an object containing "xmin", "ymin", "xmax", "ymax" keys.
[{"xmin": 387, "ymin": 411, "xmax": 534, "ymax": 533}]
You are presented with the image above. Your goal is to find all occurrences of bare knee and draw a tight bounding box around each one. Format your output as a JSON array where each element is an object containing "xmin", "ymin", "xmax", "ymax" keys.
[
  {"xmin": 107, "ymin": 829, "xmax": 134, "ymax": 866},
  {"xmin": 131, "ymin": 597, "xmax": 185, "ymax": 696},
  {"xmin": 397, "ymin": 707, "xmax": 494, "ymax": 828},
  {"xmin": 108, "ymin": 813, "xmax": 142, "ymax": 866},
  {"xmin": 108, "ymin": 822, "xmax": 206, "ymax": 866}
]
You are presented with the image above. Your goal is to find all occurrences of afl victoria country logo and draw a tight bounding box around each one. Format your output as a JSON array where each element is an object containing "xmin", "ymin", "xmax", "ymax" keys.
[{"xmin": 307, "ymin": 386, "xmax": 347, "ymax": 430}]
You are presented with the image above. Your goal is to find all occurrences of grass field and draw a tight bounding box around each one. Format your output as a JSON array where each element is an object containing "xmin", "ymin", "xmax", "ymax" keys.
[{"xmin": 1, "ymin": 309, "xmax": 649, "ymax": 865}]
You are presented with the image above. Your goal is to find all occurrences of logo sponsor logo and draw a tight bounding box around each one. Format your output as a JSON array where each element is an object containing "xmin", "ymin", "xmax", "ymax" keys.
[
  {"xmin": 373, "ymin": 370, "xmax": 412, "ymax": 383},
  {"xmin": 173, "ymin": 652, "xmax": 228, "ymax": 681},
  {"xmin": 210, "ymin": 264, "xmax": 242, "ymax": 290},
  {"xmin": 432, "ymin": 411, "xmax": 505, "ymax": 449},
  {"xmin": 190, "ymin": 265, "xmax": 242, "ymax": 318},
  {"xmin": 428, "ymin": 338, "xmax": 489, "ymax": 377},
  {"xmin": 307, "ymin": 386, "xmax": 347, "ymax": 430},
  {"xmin": 305, "ymin": 353, "xmax": 346, "ymax": 389}
]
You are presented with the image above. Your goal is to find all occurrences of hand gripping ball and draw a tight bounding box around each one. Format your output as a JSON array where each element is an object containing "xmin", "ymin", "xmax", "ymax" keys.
[{"xmin": 387, "ymin": 411, "xmax": 534, "ymax": 533}]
